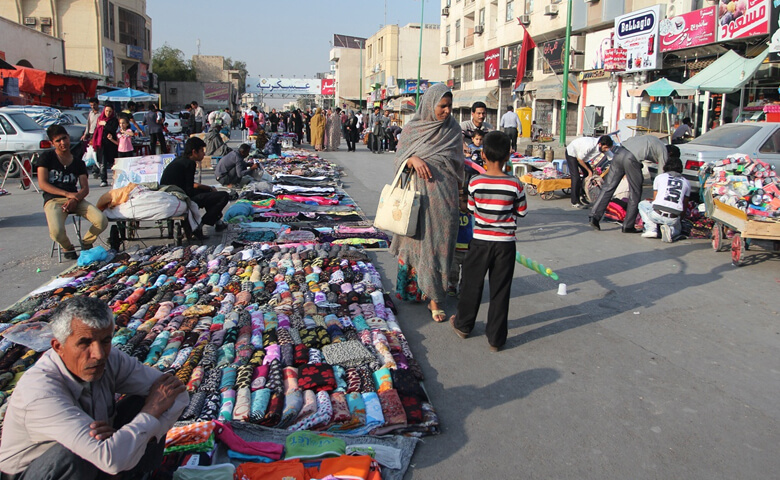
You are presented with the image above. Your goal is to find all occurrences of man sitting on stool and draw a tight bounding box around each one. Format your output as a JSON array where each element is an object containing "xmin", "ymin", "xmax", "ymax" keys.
[
  {"xmin": 0, "ymin": 296, "xmax": 188, "ymax": 479},
  {"xmin": 160, "ymin": 136, "xmax": 229, "ymax": 239},
  {"xmin": 215, "ymin": 143, "xmax": 261, "ymax": 187}
]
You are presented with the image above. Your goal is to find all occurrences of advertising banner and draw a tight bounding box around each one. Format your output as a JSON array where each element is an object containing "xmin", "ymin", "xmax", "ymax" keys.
[
  {"xmin": 405, "ymin": 79, "xmax": 430, "ymax": 94},
  {"xmin": 660, "ymin": 6, "xmax": 717, "ymax": 52},
  {"xmin": 103, "ymin": 47, "xmax": 114, "ymax": 79},
  {"xmin": 126, "ymin": 45, "xmax": 143, "ymax": 60},
  {"xmin": 321, "ymin": 78, "xmax": 335, "ymax": 96},
  {"xmin": 584, "ymin": 29, "xmax": 614, "ymax": 71},
  {"xmin": 484, "ymin": 48, "xmax": 500, "ymax": 80},
  {"xmin": 137, "ymin": 63, "xmax": 148, "ymax": 87},
  {"xmin": 203, "ymin": 83, "xmax": 230, "ymax": 105},
  {"xmin": 245, "ymin": 78, "xmax": 323, "ymax": 95},
  {"xmin": 769, "ymin": 0, "xmax": 780, "ymax": 61},
  {"xmin": 542, "ymin": 38, "xmax": 566, "ymax": 74},
  {"xmin": 614, "ymin": 5, "xmax": 663, "ymax": 72},
  {"xmin": 718, "ymin": 0, "xmax": 769, "ymax": 41}
]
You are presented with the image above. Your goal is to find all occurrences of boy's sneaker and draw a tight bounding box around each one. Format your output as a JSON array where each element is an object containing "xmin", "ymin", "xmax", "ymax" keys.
[
  {"xmin": 63, "ymin": 250, "xmax": 78, "ymax": 260},
  {"xmin": 641, "ymin": 230, "xmax": 659, "ymax": 238},
  {"xmin": 660, "ymin": 225, "xmax": 673, "ymax": 243},
  {"xmin": 447, "ymin": 285, "xmax": 457, "ymax": 297}
]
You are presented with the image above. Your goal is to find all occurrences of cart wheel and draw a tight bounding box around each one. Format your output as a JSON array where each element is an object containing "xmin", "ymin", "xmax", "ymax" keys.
[
  {"xmin": 731, "ymin": 233, "xmax": 745, "ymax": 266},
  {"xmin": 527, "ymin": 184, "xmax": 538, "ymax": 196},
  {"xmin": 540, "ymin": 191, "xmax": 555, "ymax": 200},
  {"xmin": 562, "ymin": 188, "xmax": 571, "ymax": 195},
  {"xmin": 712, "ymin": 223, "xmax": 726, "ymax": 252}
]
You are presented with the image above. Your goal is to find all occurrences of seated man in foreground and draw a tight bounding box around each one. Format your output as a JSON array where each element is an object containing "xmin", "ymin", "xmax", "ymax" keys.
[
  {"xmin": 160, "ymin": 136, "xmax": 230, "ymax": 239},
  {"xmin": 0, "ymin": 296, "xmax": 189, "ymax": 479},
  {"xmin": 215, "ymin": 143, "xmax": 262, "ymax": 187}
]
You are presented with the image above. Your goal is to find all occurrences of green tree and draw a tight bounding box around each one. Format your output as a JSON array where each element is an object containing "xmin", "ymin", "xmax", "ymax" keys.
[
  {"xmin": 152, "ymin": 44, "xmax": 196, "ymax": 82},
  {"xmin": 225, "ymin": 57, "xmax": 248, "ymax": 94}
]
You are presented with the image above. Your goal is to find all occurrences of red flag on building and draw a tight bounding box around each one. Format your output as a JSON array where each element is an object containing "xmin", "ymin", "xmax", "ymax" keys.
[{"xmin": 514, "ymin": 24, "xmax": 536, "ymax": 91}]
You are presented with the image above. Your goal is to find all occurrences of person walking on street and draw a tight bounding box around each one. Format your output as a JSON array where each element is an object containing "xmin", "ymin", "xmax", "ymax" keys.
[
  {"xmin": 144, "ymin": 103, "xmax": 168, "ymax": 155},
  {"xmin": 345, "ymin": 110, "xmax": 358, "ymax": 152},
  {"xmin": 565, "ymin": 135, "xmax": 612, "ymax": 208},
  {"xmin": 499, "ymin": 105, "xmax": 520, "ymax": 152},
  {"xmin": 93, "ymin": 104, "xmax": 119, "ymax": 187},
  {"xmin": 310, "ymin": 108, "xmax": 326, "ymax": 151}
]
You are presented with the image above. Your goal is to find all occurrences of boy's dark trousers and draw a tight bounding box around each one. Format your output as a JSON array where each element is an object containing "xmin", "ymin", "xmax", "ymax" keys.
[{"xmin": 453, "ymin": 239, "xmax": 516, "ymax": 348}]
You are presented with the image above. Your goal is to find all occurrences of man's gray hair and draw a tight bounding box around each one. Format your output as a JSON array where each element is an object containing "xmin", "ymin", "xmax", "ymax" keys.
[{"xmin": 49, "ymin": 296, "xmax": 115, "ymax": 343}]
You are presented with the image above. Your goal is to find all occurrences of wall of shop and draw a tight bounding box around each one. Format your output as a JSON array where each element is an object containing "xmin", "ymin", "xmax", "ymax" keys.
[{"xmin": 0, "ymin": 16, "xmax": 65, "ymax": 72}]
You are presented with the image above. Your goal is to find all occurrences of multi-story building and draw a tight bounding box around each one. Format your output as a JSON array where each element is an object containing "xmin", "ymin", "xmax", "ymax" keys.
[
  {"xmin": 329, "ymin": 34, "xmax": 367, "ymax": 108},
  {"xmin": 362, "ymin": 23, "xmax": 449, "ymax": 121},
  {"xmin": 0, "ymin": 0, "xmax": 152, "ymax": 88}
]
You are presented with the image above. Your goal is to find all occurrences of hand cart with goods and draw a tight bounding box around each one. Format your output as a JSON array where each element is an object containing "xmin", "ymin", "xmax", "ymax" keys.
[{"xmin": 700, "ymin": 154, "xmax": 780, "ymax": 266}]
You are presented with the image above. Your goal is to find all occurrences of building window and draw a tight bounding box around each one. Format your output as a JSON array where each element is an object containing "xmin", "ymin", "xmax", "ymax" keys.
[
  {"xmin": 455, "ymin": 19, "xmax": 461, "ymax": 43},
  {"xmin": 368, "ymin": 45, "xmax": 372, "ymax": 59},
  {"xmin": 118, "ymin": 7, "xmax": 145, "ymax": 48},
  {"xmin": 453, "ymin": 65, "xmax": 462, "ymax": 83},
  {"xmin": 41, "ymin": 24, "xmax": 52, "ymax": 35},
  {"xmin": 145, "ymin": 28, "xmax": 151, "ymax": 52},
  {"xmin": 506, "ymin": 0, "xmax": 514, "ymax": 22},
  {"xmin": 525, "ymin": 0, "xmax": 534, "ymax": 14},
  {"xmin": 474, "ymin": 59, "xmax": 484, "ymax": 80},
  {"xmin": 378, "ymin": 37, "xmax": 384, "ymax": 54},
  {"xmin": 478, "ymin": 8, "xmax": 486, "ymax": 26},
  {"xmin": 463, "ymin": 62, "xmax": 473, "ymax": 82},
  {"xmin": 446, "ymin": 25, "xmax": 451, "ymax": 46},
  {"xmin": 103, "ymin": 0, "xmax": 115, "ymax": 41}
]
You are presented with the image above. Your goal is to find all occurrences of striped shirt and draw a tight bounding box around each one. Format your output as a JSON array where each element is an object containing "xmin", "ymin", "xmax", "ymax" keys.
[{"xmin": 468, "ymin": 174, "xmax": 527, "ymax": 242}]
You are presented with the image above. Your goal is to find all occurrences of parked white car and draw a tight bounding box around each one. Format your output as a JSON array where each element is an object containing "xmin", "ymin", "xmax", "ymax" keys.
[{"xmin": 0, "ymin": 108, "xmax": 53, "ymax": 177}]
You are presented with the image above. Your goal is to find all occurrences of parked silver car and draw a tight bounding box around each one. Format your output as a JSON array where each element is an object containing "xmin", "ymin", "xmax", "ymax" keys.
[{"xmin": 0, "ymin": 108, "xmax": 53, "ymax": 177}]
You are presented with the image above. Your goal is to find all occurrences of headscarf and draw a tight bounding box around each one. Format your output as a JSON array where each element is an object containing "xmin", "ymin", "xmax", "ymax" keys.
[
  {"xmin": 92, "ymin": 105, "xmax": 116, "ymax": 148},
  {"xmin": 348, "ymin": 110, "xmax": 355, "ymax": 120},
  {"xmin": 393, "ymin": 83, "xmax": 462, "ymax": 180}
]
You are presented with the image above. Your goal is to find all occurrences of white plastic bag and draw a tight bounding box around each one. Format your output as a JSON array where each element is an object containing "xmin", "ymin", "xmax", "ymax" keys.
[{"xmin": 83, "ymin": 145, "xmax": 97, "ymax": 168}]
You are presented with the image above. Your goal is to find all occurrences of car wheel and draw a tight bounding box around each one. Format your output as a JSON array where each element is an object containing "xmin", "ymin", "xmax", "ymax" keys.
[{"xmin": 0, "ymin": 154, "xmax": 20, "ymax": 178}]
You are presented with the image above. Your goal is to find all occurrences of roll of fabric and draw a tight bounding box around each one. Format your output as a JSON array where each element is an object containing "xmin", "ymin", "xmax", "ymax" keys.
[
  {"xmin": 249, "ymin": 388, "xmax": 271, "ymax": 423},
  {"xmin": 287, "ymin": 391, "xmax": 332, "ymax": 431},
  {"xmin": 278, "ymin": 389, "xmax": 303, "ymax": 428},
  {"xmin": 198, "ymin": 392, "xmax": 221, "ymax": 421},
  {"xmin": 282, "ymin": 366, "xmax": 299, "ymax": 394},
  {"xmin": 186, "ymin": 366, "xmax": 204, "ymax": 392},
  {"xmin": 251, "ymin": 365, "xmax": 269, "ymax": 391},
  {"xmin": 233, "ymin": 387, "xmax": 252, "ymax": 422},
  {"xmin": 180, "ymin": 391, "xmax": 207, "ymax": 421},
  {"xmin": 259, "ymin": 392, "xmax": 283, "ymax": 427},
  {"xmin": 218, "ymin": 389, "xmax": 236, "ymax": 422}
]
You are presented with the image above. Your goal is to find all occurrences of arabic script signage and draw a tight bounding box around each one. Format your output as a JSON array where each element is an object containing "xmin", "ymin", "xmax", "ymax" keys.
[
  {"xmin": 485, "ymin": 48, "xmax": 500, "ymax": 81},
  {"xmin": 542, "ymin": 38, "xmax": 566, "ymax": 74},
  {"xmin": 718, "ymin": 0, "xmax": 769, "ymax": 41},
  {"xmin": 660, "ymin": 6, "xmax": 717, "ymax": 52},
  {"xmin": 321, "ymin": 78, "xmax": 335, "ymax": 96},
  {"xmin": 245, "ymin": 78, "xmax": 323, "ymax": 95}
]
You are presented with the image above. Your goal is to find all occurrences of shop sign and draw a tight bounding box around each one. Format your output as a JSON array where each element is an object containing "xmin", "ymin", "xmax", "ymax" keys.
[
  {"xmin": 614, "ymin": 5, "xmax": 662, "ymax": 72},
  {"xmin": 138, "ymin": 63, "xmax": 148, "ymax": 84},
  {"xmin": 484, "ymin": 48, "xmax": 500, "ymax": 80},
  {"xmin": 245, "ymin": 78, "xmax": 323, "ymax": 95},
  {"xmin": 578, "ymin": 70, "xmax": 610, "ymax": 81},
  {"xmin": 604, "ymin": 48, "xmax": 627, "ymax": 71},
  {"xmin": 405, "ymin": 79, "xmax": 430, "ymax": 94},
  {"xmin": 501, "ymin": 44, "xmax": 520, "ymax": 70},
  {"xmin": 718, "ymin": 0, "xmax": 769, "ymax": 42},
  {"xmin": 541, "ymin": 38, "xmax": 566, "ymax": 74},
  {"xmin": 660, "ymin": 6, "xmax": 717, "ymax": 52},
  {"xmin": 769, "ymin": 0, "xmax": 780, "ymax": 61},
  {"xmin": 103, "ymin": 47, "xmax": 114, "ymax": 79},
  {"xmin": 584, "ymin": 29, "xmax": 614, "ymax": 71},
  {"xmin": 321, "ymin": 78, "xmax": 335, "ymax": 96},
  {"xmin": 126, "ymin": 45, "xmax": 143, "ymax": 60}
]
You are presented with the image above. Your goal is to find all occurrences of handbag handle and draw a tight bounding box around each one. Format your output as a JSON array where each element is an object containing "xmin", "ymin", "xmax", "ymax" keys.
[{"xmin": 390, "ymin": 164, "xmax": 416, "ymax": 191}]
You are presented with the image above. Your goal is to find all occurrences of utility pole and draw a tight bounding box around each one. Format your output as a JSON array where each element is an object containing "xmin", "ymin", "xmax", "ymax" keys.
[
  {"xmin": 416, "ymin": 0, "xmax": 425, "ymax": 109},
  {"xmin": 359, "ymin": 40, "xmax": 364, "ymax": 110},
  {"xmin": 559, "ymin": 0, "xmax": 572, "ymax": 146}
]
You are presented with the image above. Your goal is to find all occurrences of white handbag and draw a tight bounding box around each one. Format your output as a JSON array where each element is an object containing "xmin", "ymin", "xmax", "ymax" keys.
[{"xmin": 374, "ymin": 166, "xmax": 421, "ymax": 236}]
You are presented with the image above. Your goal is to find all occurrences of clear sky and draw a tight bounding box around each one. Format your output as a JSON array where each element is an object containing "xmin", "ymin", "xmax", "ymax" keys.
[{"xmin": 147, "ymin": 0, "xmax": 441, "ymax": 79}]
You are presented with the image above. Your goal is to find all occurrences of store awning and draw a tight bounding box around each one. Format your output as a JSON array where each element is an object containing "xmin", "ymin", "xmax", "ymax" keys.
[
  {"xmin": 682, "ymin": 48, "xmax": 770, "ymax": 94},
  {"xmin": 452, "ymin": 87, "xmax": 499, "ymax": 109},
  {"xmin": 526, "ymin": 74, "xmax": 580, "ymax": 103}
]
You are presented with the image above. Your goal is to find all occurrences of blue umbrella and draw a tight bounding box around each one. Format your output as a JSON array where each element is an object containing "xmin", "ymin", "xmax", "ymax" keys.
[{"xmin": 98, "ymin": 87, "xmax": 158, "ymax": 102}]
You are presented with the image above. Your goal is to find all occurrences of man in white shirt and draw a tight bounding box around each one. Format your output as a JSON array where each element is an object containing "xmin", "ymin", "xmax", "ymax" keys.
[
  {"xmin": 460, "ymin": 101, "xmax": 494, "ymax": 142},
  {"xmin": 565, "ymin": 135, "xmax": 613, "ymax": 208},
  {"xmin": 499, "ymin": 106, "xmax": 520, "ymax": 152},
  {"xmin": 191, "ymin": 101, "xmax": 205, "ymax": 133},
  {"xmin": 81, "ymin": 98, "xmax": 100, "ymax": 143},
  {"xmin": 639, "ymin": 151, "xmax": 690, "ymax": 242}
]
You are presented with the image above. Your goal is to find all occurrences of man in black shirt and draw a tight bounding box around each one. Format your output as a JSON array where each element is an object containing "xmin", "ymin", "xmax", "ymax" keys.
[{"xmin": 160, "ymin": 137, "xmax": 229, "ymax": 239}]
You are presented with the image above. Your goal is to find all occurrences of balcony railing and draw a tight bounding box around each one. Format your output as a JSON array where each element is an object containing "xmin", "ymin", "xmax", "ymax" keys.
[{"xmin": 463, "ymin": 33, "xmax": 474, "ymax": 48}]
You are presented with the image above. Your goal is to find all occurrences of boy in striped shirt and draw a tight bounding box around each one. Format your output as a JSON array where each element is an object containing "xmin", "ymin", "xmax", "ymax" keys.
[{"xmin": 449, "ymin": 131, "xmax": 527, "ymax": 352}]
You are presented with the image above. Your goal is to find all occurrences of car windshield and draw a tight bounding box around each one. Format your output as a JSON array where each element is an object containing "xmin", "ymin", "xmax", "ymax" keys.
[
  {"xmin": 8, "ymin": 113, "xmax": 44, "ymax": 131},
  {"xmin": 689, "ymin": 125, "xmax": 761, "ymax": 148}
]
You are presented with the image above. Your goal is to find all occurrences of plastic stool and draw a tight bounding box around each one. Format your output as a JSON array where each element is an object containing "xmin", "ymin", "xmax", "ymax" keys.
[
  {"xmin": 51, "ymin": 216, "xmax": 83, "ymax": 263},
  {"xmin": 512, "ymin": 163, "xmax": 530, "ymax": 178},
  {"xmin": 552, "ymin": 159, "xmax": 569, "ymax": 175}
]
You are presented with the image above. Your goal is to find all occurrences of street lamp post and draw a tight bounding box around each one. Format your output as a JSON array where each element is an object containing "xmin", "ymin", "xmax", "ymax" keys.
[
  {"xmin": 559, "ymin": 0, "xmax": 573, "ymax": 146},
  {"xmin": 359, "ymin": 40, "xmax": 364, "ymax": 110},
  {"xmin": 416, "ymin": 0, "xmax": 424, "ymax": 109}
]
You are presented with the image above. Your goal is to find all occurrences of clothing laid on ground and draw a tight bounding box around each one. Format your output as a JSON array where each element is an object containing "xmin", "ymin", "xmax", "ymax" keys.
[
  {"xmin": 0, "ymin": 348, "xmax": 189, "ymax": 475},
  {"xmin": 467, "ymin": 174, "xmax": 527, "ymax": 241},
  {"xmin": 590, "ymin": 145, "xmax": 643, "ymax": 229}
]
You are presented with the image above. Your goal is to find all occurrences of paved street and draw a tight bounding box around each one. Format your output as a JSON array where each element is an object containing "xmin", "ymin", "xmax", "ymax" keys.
[{"xmin": 1, "ymin": 142, "xmax": 779, "ymax": 479}]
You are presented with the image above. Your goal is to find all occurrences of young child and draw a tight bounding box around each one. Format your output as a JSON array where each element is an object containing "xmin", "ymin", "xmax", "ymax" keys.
[
  {"xmin": 448, "ymin": 190, "xmax": 473, "ymax": 296},
  {"xmin": 468, "ymin": 129, "xmax": 484, "ymax": 166},
  {"xmin": 117, "ymin": 117, "xmax": 136, "ymax": 158},
  {"xmin": 450, "ymin": 131, "xmax": 527, "ymax": 352}
]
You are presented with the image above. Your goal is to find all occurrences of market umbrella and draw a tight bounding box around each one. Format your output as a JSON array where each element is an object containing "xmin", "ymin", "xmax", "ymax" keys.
[
  {"xmin": 98, "ymin": 87, "xmax": 158, "ymax": 103},
  {"xmin": 0, "ymin": 58, "xmax": 16, "ymax": 70},
  {"xmin": 628, "ymin": 78, "xmax": 696, "ymax": 143}
]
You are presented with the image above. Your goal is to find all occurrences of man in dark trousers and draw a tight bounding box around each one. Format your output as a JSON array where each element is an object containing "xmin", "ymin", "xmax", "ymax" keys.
[
  {"xmin": 143, "ymin": 103, "xmax": 168, "ymax": 154},
  {"xmin": 160, "ymin": 137, "xmax": 229, "ymax": 239},
  {"xmin": 588, "ymin": 135, "xmax": 666, "ymax": 233}
]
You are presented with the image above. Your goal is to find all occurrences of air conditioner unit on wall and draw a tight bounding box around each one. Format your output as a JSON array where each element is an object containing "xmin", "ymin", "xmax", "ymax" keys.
[
  {"xmin": 441, "ymin": 46, "xmax": 449, "ymax": 55},
  {"xmin": 570, "ymin": 54, "xmax": 585, "ymax": 71},
  {"xmin": 40, "ymin": 17, "xmax": 52, "ymax": 26},
  {"xmin": 544, "ymin": 5, "xmax": 559, "ymax": 15},
  {"xmin": 24, "ymin": 17, "xmax": 36, "ymax": 25},
  {"xmin": 442, "ymin": 7, "xmax": 450, "ymax": 16},
  {"xmin": 519, "ymin": 15, "xmax": 531, "ymax": 25},
  {"xmin": 570, "ymin": 36, "xmax": 585, "ymax": 53},
  {"xmin": 474, "ymin": 25, "xmax": 484, "ymax": 35}
]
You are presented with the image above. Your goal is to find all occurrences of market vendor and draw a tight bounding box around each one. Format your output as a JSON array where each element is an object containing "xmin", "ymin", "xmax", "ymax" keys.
[
  {"xmin": 215, "ymin": 143, "xmax": 262, "ymax": 187},
  {"xmin": 160, "ymin": 136, "xmax": 229, "ymax": 239},
  {"xmin": 0, "ymin": 296, "xmax": 189, "ymax": 479},
  {"xmin": 37, "ymin": 125, "xmax": 108, "ymax": 260}
]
